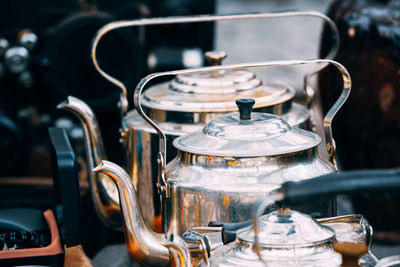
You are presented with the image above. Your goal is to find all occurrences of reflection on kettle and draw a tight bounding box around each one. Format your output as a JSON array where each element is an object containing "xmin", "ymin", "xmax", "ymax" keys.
[
  {"xmin": 58, "ymin": 11, "xmax": 340, "ymax": 232},
  {"xmin": 94, "ymin": 164, "xmax": 400, "ymax": 266}
]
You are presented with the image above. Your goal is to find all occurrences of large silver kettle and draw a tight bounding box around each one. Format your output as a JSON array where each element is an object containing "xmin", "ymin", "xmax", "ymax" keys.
[
  {"xmin": 128, "ymin": 58, "xmax": 350, "ymax": 235},
  {"xmin": 92, "ymin": 59, "xmax": 350, "ymax": 264},
  {"xmin": 57, "ymin": 11, "xmax": 340, "ymax": 231}
]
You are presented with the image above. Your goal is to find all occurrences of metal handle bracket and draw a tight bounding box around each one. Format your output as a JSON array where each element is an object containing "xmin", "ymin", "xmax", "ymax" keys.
[
  {"xmin": 92, "ymin": 11, "xmax": 339, "ymax": 120},
  {"xmin": 133, "ymin": 59, "xmax": 351, "ymax": 197}
]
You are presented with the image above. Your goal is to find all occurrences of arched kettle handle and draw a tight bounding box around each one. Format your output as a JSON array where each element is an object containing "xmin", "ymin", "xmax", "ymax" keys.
[
  {"xmin": 133, "ymin": 59, "xmax": 351, "ymax": 198},
  {"xmin": 92, "ymin": 11, "xmax": 339, "ymax": 120}
]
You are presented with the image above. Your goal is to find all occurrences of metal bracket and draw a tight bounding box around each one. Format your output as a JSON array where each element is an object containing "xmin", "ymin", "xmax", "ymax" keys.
[{"xmin": 91, "ymin": 10, "xmax": 339, "ymax": 120}]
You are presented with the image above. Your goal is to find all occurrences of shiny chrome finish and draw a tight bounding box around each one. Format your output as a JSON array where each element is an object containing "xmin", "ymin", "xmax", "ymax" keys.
[
  {"xmin": 201, "ymin": 210, "xmax": 377, "ymax": 267},
  {"xmin": 92, "ymin": 11, "xmax": 339, "ymax": 117},
  {"xmin": 376, "ymin": 256, "xmax": 400, "ymax": 267},
  {"xmin": 319, "ymin": 214, "xmax": 378, "ymax": 266},
  {"xmin": 166, "ymin": 147, "xmax": 335, "ymax": 236},
  {"xmin": 57, "ymin": 96, "xmax": 122, "ymax": 230},
  {"xmin": 69, "ymin": 11, "xmax": 339, "ymax": 231},
  {"xmin": 63, "ymin": 58, "xmax": 349, "ymax": 233},
  {"xmin": 93, "ymin": 161, "xmax": 170, "ymax": 267},
  {"xmin": 134, "ymin": 59, "xmax": 351, "ymax": 200},
  {"xmin": 162, "ymin": 233, "xmax": 192, "ymax": 267}
]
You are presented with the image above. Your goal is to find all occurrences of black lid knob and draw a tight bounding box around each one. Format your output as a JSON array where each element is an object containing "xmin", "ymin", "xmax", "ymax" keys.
[{"xmin": 236, "ymin": 99, "xmax": 255, "ymax": 120}]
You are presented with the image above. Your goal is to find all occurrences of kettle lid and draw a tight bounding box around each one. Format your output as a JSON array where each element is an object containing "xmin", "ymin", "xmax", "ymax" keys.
[
  {"xmin": 173, "ymin": 99, "xmax": 320, "ymax": 157},
  {"xmin": 205, "ymin": 209, "xmax": 340, "ymax": 266},
  {"xmin": 237, "ymin": 209, "xmax": 335, "ymax": 246},
  {"xmin": 141, "ymin": 52, "xmax": 295, "ymax": 113}
]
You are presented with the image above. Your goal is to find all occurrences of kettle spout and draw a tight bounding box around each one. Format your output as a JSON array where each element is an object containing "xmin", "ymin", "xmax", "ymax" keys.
[
  {"xmin": 162, "ymin": 233, "xmax": 192, "ymax": 267},
  {"xmin": 57, "ymin": 96, "xmax": 122, "ymax": 230},
  {"xmin": 93, "ymin": 161, "xmax": 170, "ymax": 266}
]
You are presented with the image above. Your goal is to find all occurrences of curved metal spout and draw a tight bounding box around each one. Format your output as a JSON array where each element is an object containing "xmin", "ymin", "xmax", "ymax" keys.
[
  {"xmin": 93, "ymin": 161, "xmax": 170, "ymax": 266},
  {"xmin": 162, "ymin": 233, "xmax": 192, "ymax": 267},
  {"xmin": 57, "ymin": 96, "xmax": 122, "ymax": 230}
]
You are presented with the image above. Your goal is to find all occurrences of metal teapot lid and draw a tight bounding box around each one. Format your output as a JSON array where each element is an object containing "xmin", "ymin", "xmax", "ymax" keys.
[
  {"xmin": 204, "ymin": 208, "xmax": 341, "ymax": 266},
  {"xmin": 237, "ymin": 209, "xmax": 335, "ymax": 246},
  {"xmin": 141, "ymin": 52, "xmax": 295, "ymax": 113},
  {"xmin": 173, "ymin": 99, "xmax": 320, "ymax": 157}
]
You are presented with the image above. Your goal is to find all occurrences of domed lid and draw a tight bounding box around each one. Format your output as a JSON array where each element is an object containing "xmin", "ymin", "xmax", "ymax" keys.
[
  {"xmin": 237, "ymin": 209, "xmax": 335, "ymax": 247},
  {"xmin": 173, "ymin": 99, "xmax": 320, "ymax": 157},
  {"xmin": 141, "ymin": 51, "xmax": 295, "ymax": 113},
  {"xmin": 205, "ymin": 209, "xmax": 340, "ymax": 267}
]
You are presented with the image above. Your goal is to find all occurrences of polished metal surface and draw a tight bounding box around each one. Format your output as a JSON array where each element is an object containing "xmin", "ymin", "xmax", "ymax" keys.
[
  {"xmin": 165, "ymin": 147, "xmax": 335, "ymax": 236},
  {"xmin": 319, "ymin": 214, "xmax": 378, "ymax": 266},
  {"xmin": 93, "ymin": 160, "xmax": 378, "ymax": 267},
  {"xmin": 57, "ymin": 96, "xmax": 122, "ymax": 230},
  {"xmin": 91, "ymin": 11, "xmax": 339, "ymax": 118},
  {"xmin": 74, "ymin": 11, "xmax": 340, "ymax": 231},
  {"xmin": 64, "ymin": 58, "xmax": 349, "ymax": 233},
  {"xmin": 173, "ymin": 111, "xmax": 320, "ymax": 157},
  {"xmin": 133, "ymin": 59, "xmax": 351, "ymax": 205},
  {"xmin": 162, "ymin": 233, "xmax": 192, "ymax": 267},
  {"xmin": 141, "ymin": 75, "xmax": 293, "ymax": 113},
  {"xmin": 93, "ymin": 161, "xmax": 170, "ymax": 267},
  {"xmin": 239, "ymin": 209, "xmax": 335, "ymax": 245},
  {"xmin": 376, "ymin": 255, "xmax": 400, "ymax": 267},
  {"xmin": 203, "ymin": 209, "xmax": 341, "ymax": 267},
  {"xmin": 200, "ymin": 211, "xmax": 378, "ymax": 267}
]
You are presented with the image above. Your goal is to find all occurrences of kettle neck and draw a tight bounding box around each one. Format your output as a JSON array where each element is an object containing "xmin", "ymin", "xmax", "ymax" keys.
[
  {"xmin": 57, "ymin": 96, "xmax": 122, "ymax": 230},
  {"xmin": 93, "ymin": 160, "xmax": 171, "ymax": 266}
]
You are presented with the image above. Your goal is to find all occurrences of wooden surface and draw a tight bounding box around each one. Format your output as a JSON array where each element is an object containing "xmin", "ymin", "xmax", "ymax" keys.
[{"xmin": 65, "ymin": 245, "xmax": 94, "ymax": 267}]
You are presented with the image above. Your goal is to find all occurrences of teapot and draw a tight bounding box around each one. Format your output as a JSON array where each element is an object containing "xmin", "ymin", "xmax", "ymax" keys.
[
  {"xmin": 57, "ymin": 11, "xmax": 340, "ymax": 231},
  {"xmin": 92, "ymin": 164, "xmax": 400, "ymax": 266},
  {"xmin": 129, "ymin": 58, "xmax": 350, "ymax": 235},
  {"xmin": 191, "ymin": 168, "xmax": 400, "ymax": 266}
]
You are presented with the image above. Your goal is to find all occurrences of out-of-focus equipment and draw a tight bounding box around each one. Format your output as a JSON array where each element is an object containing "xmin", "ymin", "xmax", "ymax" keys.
[
  {"xmin": 0, "ymin": 0, "xmax": 215, "ymax": 176},
  {"xmin": 0, "ymin": 127, "xmax": 87, "ymax": 266}
]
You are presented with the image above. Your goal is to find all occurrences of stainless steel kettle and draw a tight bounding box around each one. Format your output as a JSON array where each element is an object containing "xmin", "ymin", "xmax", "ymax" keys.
[
  {"xmin": 57, "ymin": 11, "xmax": 340, "ymax": 231},
  {"xmin": 91, "ymin": 58, "xmax": 350, "ymax": 266},
  {"xmin": 91, "ymin": 165, "xmax": 400, "ymax": 266},
  {"xmin": 128, "ymin": 58, "xmax": 350, "ymax": 235},
  {"xmin": 190, "ymin": 168, "xmax": 400, "ymax": 266}
]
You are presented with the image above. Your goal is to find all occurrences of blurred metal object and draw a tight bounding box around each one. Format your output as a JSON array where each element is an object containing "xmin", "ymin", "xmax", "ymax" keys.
[
  {"xmin": 147, "ymin": 47, "xmax": 204, "ymax": 71},
  {"xmin": 18, "ymin": 30, "xmax": 38, "ymax": 51},
  {"xmin": 57, "ymin": 97, "xmax": 122, "ymax": 231},
  {"xmin": 376, "ymin": 256, "xmax": 400, "ymax": 267},
  {"xmin": 4, "ymin": 46, "xmax": 29, "ymax": 74},
  {"xmin": 92, "ymin": 160, "xmax": 170, "ymax": 267},
  {"xmin": 0, "ymin": 38, "xmax": 9, "ymax": 56},
  {"xmin": 18, "ymin": 70, "xmax": 33, "ymax": 89}
]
